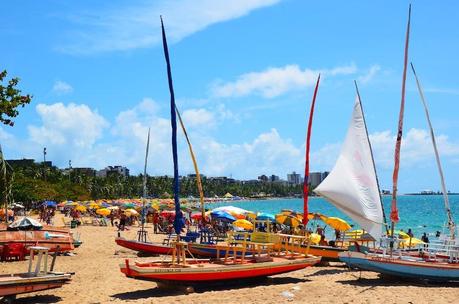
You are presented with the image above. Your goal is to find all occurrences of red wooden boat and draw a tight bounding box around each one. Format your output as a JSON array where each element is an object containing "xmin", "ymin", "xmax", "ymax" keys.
[
  {"xmin": 120, "ymin": 255, "xmax": 321, "ymax": 283},
  {"xmin": 115, "ymin": 237, "xmax": 173, "ymax": 255},
  {"xmin": 0, "ymin": 246, "xmax": 73, "ymax": 303},
  {"xmin": 0, "ymin": 226, "xmax": 74, "ymax": 254}
]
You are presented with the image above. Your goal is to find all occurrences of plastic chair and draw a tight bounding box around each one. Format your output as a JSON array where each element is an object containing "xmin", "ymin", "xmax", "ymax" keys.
[{"xmin": 4, "ymin": 243, "xmax": 25, "ymax": 261}]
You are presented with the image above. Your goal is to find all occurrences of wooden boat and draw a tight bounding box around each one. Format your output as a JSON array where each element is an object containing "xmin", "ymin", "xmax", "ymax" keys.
[
  {"xmin": 115, "ymin": 237, "xmax": 173, "ymax": 255},
  {"xmin": 338, "ymin": 6, "xmax": 459, "ymax": 282},
  {"xmin": 339, "ymin": 251, "xmax": 459, "ymax": 282},
  {"xmin": 0, "ymin": 225, "xmax": 74, "ymax": 254},
  {"xmin": 121, "ymin": 254, "xmax": 321, "ymax": 283},
  {"xmin": 0, "ymin": 246, "xmax": 73, "ymax": 302}
]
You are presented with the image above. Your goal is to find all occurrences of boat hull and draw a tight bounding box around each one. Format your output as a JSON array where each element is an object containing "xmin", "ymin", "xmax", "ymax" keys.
[
  {"xmin": 115, "ymin": 237, "xmax": 173, "ymax": 255},
  {"xmin": 120, "ymin": 256, "xmax": 321, "ymax": 283},
  {"xmin": 339, "ymin": 251, "xmax": 459, "ymax": 282},
  {"xmin": 0, "ymin": 272, "xmax": 72, "ymax": 297},
  {"xmin": 0, "ymin": 227, "xmax": 74, "ymax": 253}
]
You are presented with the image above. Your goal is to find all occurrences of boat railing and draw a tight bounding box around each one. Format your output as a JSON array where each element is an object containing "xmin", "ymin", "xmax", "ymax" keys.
[{"xmin": 420, "ymin": 241, "xmax": 459, "ymax": 263}]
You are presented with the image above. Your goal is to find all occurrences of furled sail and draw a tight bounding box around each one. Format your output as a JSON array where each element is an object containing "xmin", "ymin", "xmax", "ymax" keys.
[{"xmin": 314, "ymin": 97, "xmax": 384, "ymax": 241}]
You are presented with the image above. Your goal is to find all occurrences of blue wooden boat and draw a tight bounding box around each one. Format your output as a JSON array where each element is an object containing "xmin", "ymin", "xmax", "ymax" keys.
[{"xmin": 339, "ymin": 251, "xmax": 459, "ymax": 282}]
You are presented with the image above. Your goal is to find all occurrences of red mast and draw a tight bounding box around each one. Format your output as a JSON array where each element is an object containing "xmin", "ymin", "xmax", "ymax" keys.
[
  {"xmin": 303, "ymin": 74, "xmax": 321, "ymax": 226},
  {"xmin": 390, "ymin": 5, "xmax": 411, "ymax": 230}
]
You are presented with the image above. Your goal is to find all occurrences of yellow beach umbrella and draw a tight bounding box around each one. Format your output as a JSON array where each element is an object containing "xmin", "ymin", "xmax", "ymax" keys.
[
  {"xmin": 75, "ymin": 205, "xmax": 87, "ymax": 212},
  {"xmin": 233, "ymin": 219, "xmax": 253, "ymax": 230},
  {"xmin": 125, "ymin": 209, "xmax": 138, "ymax": 216},
  {"xmin": 399, "ymin": 237, "xmax": 424, "ymax": 248},
  {"xmin": 275, "ymin": 214, "xmax": 301, "ymax": 228},
  {"xmin": 308, "ymin": 233, "xmax": 321, "ymax": 244},
  {"xmin": 96, "ymin": 208, "xmax": 111, "ymax": 216},
  {"xmin": 323, "ymin": 217, "xmax": 351, "ymax": 231}
]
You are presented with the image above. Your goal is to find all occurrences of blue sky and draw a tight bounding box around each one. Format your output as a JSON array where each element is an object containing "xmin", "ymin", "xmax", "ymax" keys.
[{"xmin": 1, "ymin": 0, "xmax": 459, "ymax": 193}]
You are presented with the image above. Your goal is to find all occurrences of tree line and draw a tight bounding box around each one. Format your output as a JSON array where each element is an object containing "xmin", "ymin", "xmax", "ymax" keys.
[{"xmin": 10, "ymin": 162, "xmax": 303, "ymax": 205}]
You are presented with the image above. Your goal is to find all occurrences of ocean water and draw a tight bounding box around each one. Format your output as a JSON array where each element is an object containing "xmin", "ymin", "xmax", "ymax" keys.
[{"xmin": 211, "ymin": 195, "xmax": 459, "ymax": 239}]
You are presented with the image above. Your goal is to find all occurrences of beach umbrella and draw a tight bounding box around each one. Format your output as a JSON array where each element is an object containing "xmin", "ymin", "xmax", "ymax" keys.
[
  {"xmin": 275, "ymin": 214, "xmax": 301, "ymax": 228},
  {"xmin": 107, "ymin": 206, "xmax": 119, "ymax": 210},
  {"xmin": 123, "ymin": 203, "xmax": 136, "ymax": 209},
  {"xmin": 66, "ymin": 202, "xmax": 78, "ymax": 206},
  {"xmin": 96, "ymin": 208, "xmax": 111, "ymax": 216},
  {"xmin": 0, "ymin": 209, "xmax": 14, "ymax": 216},
  {"xmin": 160, "ymin": 210, "xmax": 175, "ymax": 218},
  {"xmin": 399, "ymin": 237, "xmax": 424, "ymax": 248},
  {"xmin": 43, "ymin": 200, "xmax": 57, "ymax": 208},
  {"xmin": 75, "ymin": 205, "xmax": 87, "ymax": 212},
  {"xmin": 308, "ymin": 233, "xmax": 321, "ymax": 244},
  {"xmin": 125, "ymin": 209, "xmax": 138, "ymax": 216},
  {"xmin": 8, "ymin": 217, "xmax": 43, "ymax": 230},
  {"xmin": 322, "ymin": 217, "xmax": 351, "ymax": 231},
  {"xmin": 101, "ymin": 202, "xmax": 110, "ymax": 208},
  {"xmin": 212, "ymin": 210, "xmax": 236, "ymax": 223},
  {"xmin": 256, "ymin": 213, "xmax": 275, "ymax": 222},
  {"xmin": 232, "ymin": 219, "xmax": 253, "ymax": 230},
  {"xmin": 307, "ymin": 212, "xmax": 327, "ymax": 221}
]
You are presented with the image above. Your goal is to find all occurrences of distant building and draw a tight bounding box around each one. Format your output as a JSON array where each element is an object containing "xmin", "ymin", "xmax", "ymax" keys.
[
  {"xmin": 287, "ymin": 171, "xmax": 301, "ymax": 184},
  {"xmin": 97, "ymin": 166, "xmax": 130, "ymax": 178},
  {"xmin": 270, "ymin": 175, "xmax": 280, "ymax": 182},
  {"xmin": 321, "ymin": 171, "xmax": 329, "ymax": 181},
  {"xmin": 6, "ymin": 158, "xmax": 35, "ymax": 167},
  {"xmin": 258, "ymin": 175, "xmax": 269, "ymax": 182},
  {"xmin": 310, "ymin": 172, "xmax": 323, "ymax": 188},
  {"xmin": 73, "ymin": 167, "xmax": 96, "ymax": 177}
]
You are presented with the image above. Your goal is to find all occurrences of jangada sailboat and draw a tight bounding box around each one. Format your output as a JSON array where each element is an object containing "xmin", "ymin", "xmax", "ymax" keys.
[
  {"xmin": 119, "ymin": 17, "xmax": 320, "ymax": 286},
  {"xmin": 337, "ymin": 6, "xmax": 459, "ymax": 282}
]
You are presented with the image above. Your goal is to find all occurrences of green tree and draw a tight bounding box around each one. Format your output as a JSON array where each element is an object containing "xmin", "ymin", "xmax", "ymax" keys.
[{"xmin": 0, "ymin": 70, "xmax": 32, "ymax": 126}]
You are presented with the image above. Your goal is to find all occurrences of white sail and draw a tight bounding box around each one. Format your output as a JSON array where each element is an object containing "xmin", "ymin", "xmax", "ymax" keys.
[{"xmin": 314, "ymin": 96, "xmax": 384, "ymax": 241}]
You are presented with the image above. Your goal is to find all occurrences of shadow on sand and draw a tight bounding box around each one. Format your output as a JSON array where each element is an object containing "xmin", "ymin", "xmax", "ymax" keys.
[
  {"xmin": 304, "ymin": 268, "xmax": 349, "ymax": 277},
  {"xmin": 111, "ymin": 276, "xmax": 311, "ymax": 300},
  {"xmin": 337, "ymin": 272, "xmax": 459, "ymax": 289},
  {"xmin": 14, "ymin": 295, "xmax": 63, "ymax": 303}
]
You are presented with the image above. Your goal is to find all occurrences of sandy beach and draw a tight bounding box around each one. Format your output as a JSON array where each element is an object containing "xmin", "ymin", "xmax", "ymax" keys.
[{"xmin": 1, "ymin": 215, "xmax": 458, "ymax": 304}]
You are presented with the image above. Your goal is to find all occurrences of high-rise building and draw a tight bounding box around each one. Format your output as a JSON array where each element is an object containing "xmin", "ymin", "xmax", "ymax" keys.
[
  {"xmin": 287, "ymin": 171, "xmax": 301, "ymax": 184},
  {"xmin": 310, "ymin": 172, "xmax": 323, "ymax": 188}
]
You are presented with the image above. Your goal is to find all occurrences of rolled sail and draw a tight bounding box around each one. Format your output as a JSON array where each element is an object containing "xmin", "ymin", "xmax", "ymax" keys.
[{"xmin": 314, "ymin": 97, "xmax": 383, "ymax": 241}]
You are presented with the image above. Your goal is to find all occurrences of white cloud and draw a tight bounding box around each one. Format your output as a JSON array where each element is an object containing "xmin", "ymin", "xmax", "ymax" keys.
[
  {"xmin": 28, "ymin": 103, "xmax": 108, "ymax": 148},
  {"xmin": 52, "ymin": 80, "xmax": 74, "ymax": 95},
  {"xmin": 369, "ymin": 128, "xmax": 459, "ymax": 168},
  {"xmin": 181, "ymin": 108, "xmax": 215, "ymax": 128},
  {"xmin": 196, "ymin": 128, "xmax": 302, "ymax": 177},
  {"xmin": 58, "ymin": 0, "xmax": 281, "ymax": 54},
  {"xmin": 211, "ymin": 63, "xmax": 357, "ymax": 99},
  {"xmin": 358, "ymin": 65, "xmax": 381, "ymax": 84}
]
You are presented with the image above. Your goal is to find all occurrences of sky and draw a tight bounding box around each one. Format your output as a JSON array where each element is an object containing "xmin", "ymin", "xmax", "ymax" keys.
[{"xmin": 1, "ymin": 0, "xmax": 459, "ymax": 193}]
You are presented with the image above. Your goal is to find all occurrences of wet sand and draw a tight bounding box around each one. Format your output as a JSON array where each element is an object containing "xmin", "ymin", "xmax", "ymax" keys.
[{"xmin": 1, "ymin": 215, "xmax": 458, "ymax": 303}]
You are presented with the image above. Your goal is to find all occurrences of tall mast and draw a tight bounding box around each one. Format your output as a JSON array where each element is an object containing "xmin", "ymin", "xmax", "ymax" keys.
[
  {"xmin": 140, "ymin": 128, "xmax": 150, "ymax": 233},
  {"xmin": 410, "ymin": 62, "xmax": 456, "ymax": 239},
  {"xmin": 354, "ymin": 81, "xmax": 389, "ymax": 235},
  {"xmin": 175, "ymin": 107, "xmax": 206, "ymax": 222},
  {"xmin": 303, "ymin": 74, "xmax": 320, "ymax": 226},
  {"xmin": 390, "ymin": 4, "xmax": 411, "ymax": 238},
  {"xmin": 161, "ymin": 16, "xmax": 183, "ymax": 235}
]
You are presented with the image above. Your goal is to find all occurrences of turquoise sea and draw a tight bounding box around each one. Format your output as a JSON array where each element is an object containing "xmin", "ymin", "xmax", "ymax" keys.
[{"xmin": 211, "ymin": 195, "xmax": 459, "ymax": 239}]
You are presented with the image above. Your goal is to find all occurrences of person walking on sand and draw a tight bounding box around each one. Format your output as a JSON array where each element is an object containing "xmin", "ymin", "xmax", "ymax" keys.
[{"xmin": 153, "ymin": 211, "xmax": 159, "ymax": 234}]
